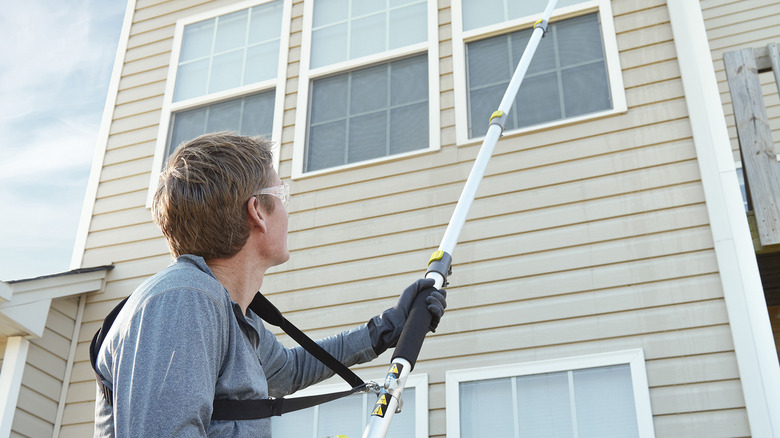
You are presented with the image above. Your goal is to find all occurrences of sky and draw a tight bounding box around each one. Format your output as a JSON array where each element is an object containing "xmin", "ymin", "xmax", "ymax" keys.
[{"xmin": 0, "ymin": 1, "xmax": 127, "ymax": 281}]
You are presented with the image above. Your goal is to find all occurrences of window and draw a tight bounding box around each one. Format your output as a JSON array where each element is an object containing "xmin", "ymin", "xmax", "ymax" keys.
[
  {"xmin": 293, "ymin": 0, "xmax": 440, "ymax": 177},
  {"xmin": 271, "ymin": 374, "xmax": 429, "ymax": 437},
  {"xmin": 452, "ymin": 0, "xmax": 625, "ymax": 143},
  {"xmin": 446, "ymin": 349, "xmax": 655, "ymax": 438},
  {"xmin": 149, "ymin": 0, "xmax": 291, "ymax": 205}
]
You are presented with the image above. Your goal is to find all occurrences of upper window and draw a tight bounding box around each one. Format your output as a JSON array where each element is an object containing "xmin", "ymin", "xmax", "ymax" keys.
[
  {"xmin": 271, "ymin": 374, "xmax": 429, "ymax": 437},
  {"xmin": 445, "ymin": 349, "xmax": 655, "ymax": 438},
  {"xmin": 453, "ymin": 0, "xmax": 625, "ymax": 143},
  {"xmin": 149, "ymin": 0, "xmax": 290, "ymax": 205},
  {"xmin": 293, "ymin": 0, "xmax": 440, "ymax": 177}
]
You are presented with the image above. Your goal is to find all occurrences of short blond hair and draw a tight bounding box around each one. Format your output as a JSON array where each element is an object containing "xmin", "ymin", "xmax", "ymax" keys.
[{"xmin": 152, "ymin": 132, "xmax": 275, "ymax": 259}]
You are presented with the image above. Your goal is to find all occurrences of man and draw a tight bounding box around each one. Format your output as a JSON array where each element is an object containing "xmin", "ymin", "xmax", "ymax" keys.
[{"xmin": 93, "ymin": 133, "xmax": 446, "ymax": 437}]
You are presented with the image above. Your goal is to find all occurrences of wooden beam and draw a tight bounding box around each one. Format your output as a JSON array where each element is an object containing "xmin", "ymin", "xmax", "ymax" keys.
[{"xmin": 724, "ymin": 47, "xmax": 780, "ymax": 247}]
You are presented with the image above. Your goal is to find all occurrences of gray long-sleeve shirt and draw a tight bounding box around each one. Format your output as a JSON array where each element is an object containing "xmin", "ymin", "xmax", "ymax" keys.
[{"xmin": 94, "ymin": 255, "xmax": 376, "ymax": 437}]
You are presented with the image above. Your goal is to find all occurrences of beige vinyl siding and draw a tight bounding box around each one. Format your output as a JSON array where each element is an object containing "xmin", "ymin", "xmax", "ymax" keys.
[
  {"xmin": 702, "ymin": 0, "xmax": 780, "ymax": 160},
  {"xmin": 10, "ymin": 297, "xmax": 79, "ymax": 438},
  {"xmin": 59, "ymin": 0, "xmax": 776, "ymax": 436}
]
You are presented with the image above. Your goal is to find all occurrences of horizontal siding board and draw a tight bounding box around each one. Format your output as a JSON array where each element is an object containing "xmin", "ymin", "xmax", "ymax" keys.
[
  {"xmin": 16, "ymin": 384, "xmax": 58, "ymax": 421},
  {"xmin": 92, "ymin": 190, "xmax": 148, "ymax": 215},
  {"xmin": 115, "ymin": 80, "xmax": 166, "ymax": 105},
  {"xmin": 90, "ymin": 208, "xmax": 156, "ymax": 233},
  {"xmin": 102, "ymin": 142, "xmax": 155, "ymax": 167},
  {"xmin": 70, "ymin": 361, "xmax": 97, "ymax": 384},
  {"xmin": 81, "ymin": 237, "xmax": 169, "ymax": 268},
  {"xmin": 117, "ymin": 67, "xmax": 168, "ymax": 92},
  {"xmin": 653, "ymin": 409, "xmax": 749, "ymax": 438},
  {"xmin": 59, "ymin": 423, "xmax": 95, "ymax": 437},
  {"xmin": 11, "ymin": 409, "xmax": 53, "ymax": 438},
  {"xmin": 45, "ymin": 307, "xmax": 75, "ymax": 338},
  {"xmin": 51, "ymin": 296, "xmax": 79, "ymax": 318},
  {"xmin": 645, "ymin": 352, "xmax": 740, "ymax": 386},
  {"xmin": 21, "ymin": 365, "xmax": 63, "ymax": 401},
  {"xmin": 85, "ymin": 222, "xmax": 162, "ymax": 249},
  {"xmin": 113, "ymin": 96, "xmax": 164, "ymax": 119},
  {"xmin": 26, "ymin": 343, "xmax": 66, "ymax": 380},
  {"xmin": 66, "ymin": 380, "xmax": 98, "ymax": 404},
  {"xmin": 109, "ymin": 110, "xmax": 161, "ymax": 135},
  {"xmin": 650, "ymin": 380, "xmax": 746, "ymax": 415},
  {"xmin": 29, "ymin": 328, "xmax": 70, "ymax": 360},
  {"xmin": 61, "ymin": 401, "xmax": 96, "ymax": 427},
  {"xmin": 97, "ymin": 172, "xmax": 152, "ymax": 197},
  {"xmin": 105, "ymin": 125, "xmax": 159, "ymax": 149}
]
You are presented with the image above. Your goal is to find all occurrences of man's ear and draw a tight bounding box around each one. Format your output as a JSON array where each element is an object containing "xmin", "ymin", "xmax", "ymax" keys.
[{"xmin": 247, "ymin": 196, "xmax": 267, "ymax": 234}]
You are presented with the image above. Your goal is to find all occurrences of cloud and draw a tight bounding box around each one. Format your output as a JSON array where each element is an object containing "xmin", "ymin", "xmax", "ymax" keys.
[{"xmin": 0, "ymin": 0, "xmax": 126, "ymax": 280}]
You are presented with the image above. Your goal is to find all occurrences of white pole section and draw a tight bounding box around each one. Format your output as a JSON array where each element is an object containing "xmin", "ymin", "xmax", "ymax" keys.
[{"xmin": 438, "ymin": 0, "xmax": 559, "ymax": 257}]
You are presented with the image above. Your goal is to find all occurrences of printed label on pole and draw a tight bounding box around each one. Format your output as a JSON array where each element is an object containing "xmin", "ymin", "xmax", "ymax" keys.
[
  {"xmin": 371, "ymin": 390, "xmax": 390, "ymax": 417},
  {"xmin": 389, "ymin": 363, "xmax": 402, "ymax": 378}
]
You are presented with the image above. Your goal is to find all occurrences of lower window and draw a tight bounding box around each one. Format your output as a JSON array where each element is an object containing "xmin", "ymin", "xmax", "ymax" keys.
[
  {"xmin": 166, "ymin": 90, "xmax": 275, "ymax": 156},
  {"xmin": 272, "ymin": 374, "xmax": 428, "ymax": 437},
  {"xmin": 446, "ymin": 349, "xmax": 655, "ymax": 438}
]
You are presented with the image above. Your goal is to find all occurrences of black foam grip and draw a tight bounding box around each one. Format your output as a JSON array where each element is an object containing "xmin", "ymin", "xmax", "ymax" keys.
[{"xmin": 391, "ymin": 287, "xmax": 433, "ymax": 370}]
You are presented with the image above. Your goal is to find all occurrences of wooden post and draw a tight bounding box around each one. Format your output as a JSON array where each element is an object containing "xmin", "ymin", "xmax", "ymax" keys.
[{"xmin": 724, "ymin": 47, "xmax": 780, "ymax": 248}]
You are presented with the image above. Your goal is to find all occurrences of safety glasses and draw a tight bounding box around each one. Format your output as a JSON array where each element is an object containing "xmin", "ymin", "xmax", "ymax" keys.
[{"xmin": 256, "ymin": 183, "xmax": 290, "ymax": 208}]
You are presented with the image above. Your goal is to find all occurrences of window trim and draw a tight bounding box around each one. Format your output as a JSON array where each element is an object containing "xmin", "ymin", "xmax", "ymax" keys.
[
  {"xmin": 146, "ymin": 0, "xmax": 292, "ymax": 208},
  {"xmin": 271, "ymin": 373, "xmax": 429, "ymax": 437},
  {"xmin": 445, "ymin": 349, "xmax": 655, "ymax": 438},
  {"xmin": 291, "ymin": 0, "xmax": 441, "ymax": 179},
  {"xmin": 451, "ymin": 0, "xmax": 626, "ymax": 146}
]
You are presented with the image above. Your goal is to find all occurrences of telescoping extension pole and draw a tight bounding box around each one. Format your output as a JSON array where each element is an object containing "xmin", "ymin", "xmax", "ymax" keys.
[{"xmin": 362, "ymin": 1, "xmax": 559, "ymax": 437}]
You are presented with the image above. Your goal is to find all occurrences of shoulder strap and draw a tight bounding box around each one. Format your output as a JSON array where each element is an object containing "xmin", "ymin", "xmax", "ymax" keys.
[
  {"xmin": 89, "ymin": 296, "xmax": 130, "ymax": 406},
  {"xmin": 248, "ymin": 292, "xmax": 365, "ymax": 388},
  {"xmin": 90, "ymin": 292, "xmax": 368, "ymax": 419}
]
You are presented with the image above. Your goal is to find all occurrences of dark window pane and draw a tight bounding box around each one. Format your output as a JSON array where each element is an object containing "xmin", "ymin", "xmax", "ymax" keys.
[
  {"xmin": 390, "ymin": 54, "xmax": 428, "ymax": 106},
  {"xmin": 466, "ymin": 12, "xmax": 611, "ymax": 138},
  {"xmin": 390, "ymin": 101, "xmax": 428, "ymax": 154},
  {"xmin": 308, "ymin": 120, "xmax": 347, "ymax": 171},
  {"xmin": 561, "ymin": 62, "xmax": 610, "ymax": 118},
  {"xmin": 351, "ymin": 64, "xmax": 388, "ymax": 114},
  {"xmin": 306, "ymin": 55, "xmax": 429, "ymax": 172},
  {"xmin": 348, "ymin": 111, "xmax": 387, "ymax": 163}
]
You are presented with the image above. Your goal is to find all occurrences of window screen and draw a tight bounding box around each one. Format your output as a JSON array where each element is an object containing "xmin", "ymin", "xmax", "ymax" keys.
[
  {"xmin": 459, "ymin": 364, "xmax": 639, "ymax": 438},
  {"xmin": 167, "ymin": 91, "xmax": 275, "ymax": 156},
  {"xmin": 305, "ymin": 54, "xmax": 429, "ymax": 172},
  {"xmin": 466, "ymin": 13, "xmax": 611, "ymax": 138}
]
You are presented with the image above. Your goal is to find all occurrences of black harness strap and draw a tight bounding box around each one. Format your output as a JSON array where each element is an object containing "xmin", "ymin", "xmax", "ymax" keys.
[
  {"xmin": 89, "ymin": 292, "xmax": 367, "ymax": 420},
  {"xmin": 247, "ymin": 292, "xmax": 365, "ymax": 388}
]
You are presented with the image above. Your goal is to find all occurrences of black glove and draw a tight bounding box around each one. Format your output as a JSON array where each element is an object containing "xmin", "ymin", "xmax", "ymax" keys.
[{"xmin": 367, "ymin": 278, "xmax": 447, "ymax": 355}]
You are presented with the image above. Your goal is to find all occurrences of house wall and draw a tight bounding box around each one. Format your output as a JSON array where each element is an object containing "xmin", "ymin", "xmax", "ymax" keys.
[
  {"xmin": 9, "ymin": 297, "xmax": 80, "ymax": 438},
  {"xmin": 59, "ymin": 0, "xmax": 780, "ymax": 436}
]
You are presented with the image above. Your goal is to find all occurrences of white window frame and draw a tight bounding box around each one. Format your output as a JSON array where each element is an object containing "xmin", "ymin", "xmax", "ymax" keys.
[
  {"xmin": 445, "ymin": 349, "xmax": 655, "ymax": 438},
  {"xmin": 291, "ymin": 0, "xmax": 441, "ymax": 179},
  {"xmin": 451, "ymin": 0, "xmax": 626, "ymax": 146},
  {"xmin": 146, "ymin": 0, "xmax": 292, "ymax": 207},
  {"xmin": 272, "ymin": 373, "xmax": 429, "ymax": 437}
]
